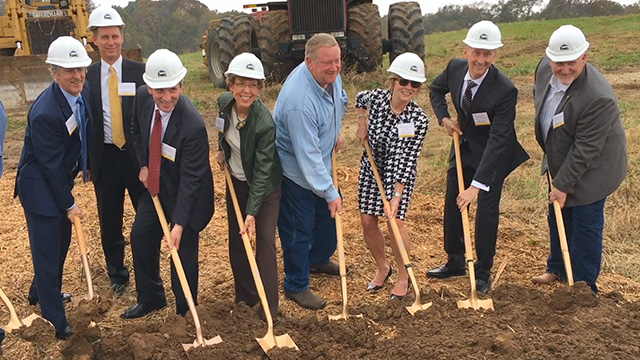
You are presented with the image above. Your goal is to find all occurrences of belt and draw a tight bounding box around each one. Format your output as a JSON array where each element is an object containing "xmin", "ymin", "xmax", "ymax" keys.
[{"xmin": 105, "ymin": 143, "xmax": 128, "ymax": 151}]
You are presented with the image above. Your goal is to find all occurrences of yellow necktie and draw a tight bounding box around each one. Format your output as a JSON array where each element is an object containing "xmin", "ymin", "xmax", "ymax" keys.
[{"xmin": 109, "ymin": 65, "xmax": 125, "ymax": 148}]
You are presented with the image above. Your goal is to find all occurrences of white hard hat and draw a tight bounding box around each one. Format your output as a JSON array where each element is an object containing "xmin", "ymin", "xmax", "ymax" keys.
[
  {"xmin": 546, "ymin": 25, "xmax": 589, "ymax": 62},
  {"xmin": 87, "ymin": 5, "xmax": 125, "ymax": 30},
  {"xmin": 224, "ymin": 53, "xmax": 265, "ymax": 80},
  {"xmin": 387, "ymin": 52, "xmax": 426, "ymax": 83},
  {"xmin": 45, "ymin": 36, "xmax": 92, "ymax": 68},
  {"xmin": 463, "ymin": 20, "xmax": 503, "ymax": 50},
  {"xmin": 143, "ymin": 49, "xmax": 188, "ymax": 89}
]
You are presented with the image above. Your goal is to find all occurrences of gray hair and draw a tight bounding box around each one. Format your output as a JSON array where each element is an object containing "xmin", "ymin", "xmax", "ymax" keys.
[{"xmin": 305, "ymin": 33, "xmax": 339, "ymax": 60}]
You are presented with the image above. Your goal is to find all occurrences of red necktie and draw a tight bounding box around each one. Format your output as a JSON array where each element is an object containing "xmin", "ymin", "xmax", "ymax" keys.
[{"xmin": 148, "ymin": 109, "xmax": 162, "ymax": 197}]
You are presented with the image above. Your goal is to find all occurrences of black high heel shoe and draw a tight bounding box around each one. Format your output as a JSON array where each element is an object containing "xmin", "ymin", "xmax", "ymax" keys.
[
  {"xmin": 366, "ymin": 266, "xmax": 393, "ymax": 292},
  {"xmin": 389, "ymin": 283, "xmax": 411, "ymax": 301}
]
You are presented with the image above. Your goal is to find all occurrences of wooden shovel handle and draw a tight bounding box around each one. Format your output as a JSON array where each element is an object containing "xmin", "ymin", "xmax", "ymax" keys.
[
  {"xmin": 150, "ymin": 196, "xmax": 205, "ymax": 345},
  {"xmin": 546, "ymin": 172, "xmax": 575, "ymax": 286},
  {"xmin": 72, "ymin": 216, "xmax": 88, "ymax": 255},
  {"xmin": 223, "ymin": 167, "xmax": 277, "ymax": 330}
]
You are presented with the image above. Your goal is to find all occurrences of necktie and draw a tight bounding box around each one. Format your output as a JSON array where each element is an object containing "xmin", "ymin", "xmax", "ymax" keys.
[
  {"xmin": 462, "ymin": 80, "xmax": 477, "ymax": 116},
  {"xmin": 147, "ymin": 109, "xmax": 162, "ymax": 197},
  {"xmin": 76, "ymin": 97, "xmax": 88, "ymax": 183},
  {"xmin": 109, "ymin": 65, "xmax": 125, "ymax": 148}
]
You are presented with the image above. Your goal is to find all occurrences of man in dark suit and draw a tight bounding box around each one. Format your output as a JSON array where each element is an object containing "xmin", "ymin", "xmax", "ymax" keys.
[
  {"xmin": 15, "ymin": 36, "xmax": 93, "ymax": 340},
  {"xmin": 531, "ymin": 25, "xmax": 627, "ymax": 293},
  {"xmin": 121, "ymin": 49, "xmax": 214, "ymax": 319},
  {"xmin": 428, "ymin": 21, "xmax": 529, "ymax": 294},
  {"xmin": 86, "ymin": 6, "xmax": 145, "ymax": 296}
]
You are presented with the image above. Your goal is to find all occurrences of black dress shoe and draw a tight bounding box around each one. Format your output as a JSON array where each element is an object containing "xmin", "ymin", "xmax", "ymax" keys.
[
  {"xmin": 110, "ymin": 282, "xmax": 128, "ymax": 297},
  {"xmin": 389, "ymin": 283, "xmax": 411, "ymax": 301},
  {"xmin": 366, "ymin": 266, "xmax": 393, "ymax": 292},
  {"xmin": 426, "ymin": 265, "xmax": 466, "ymax": 279},
  {"xmin": 476, "ymin": 278, "xmax": 491, "ymax": 295},
  {"xmin": 121, "ymin": 302, "xmax": 166, "ymax": 319},
  {"xmin": 28, "ymin": 292, "xmax": 73, "ymax": 306},
  {"xmin": 55, "ymin": 325, "xmax": 72, "ymax": 340}
]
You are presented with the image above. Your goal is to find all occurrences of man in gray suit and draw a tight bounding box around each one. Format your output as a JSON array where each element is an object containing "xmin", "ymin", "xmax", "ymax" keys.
[{"xmin": 531, "ymin": 25, "xmax": 627, "ymax": 293}]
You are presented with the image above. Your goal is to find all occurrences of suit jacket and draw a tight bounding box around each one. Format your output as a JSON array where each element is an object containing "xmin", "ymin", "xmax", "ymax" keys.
[
  {"xmin": 15, "ymin": 82, "xmax": 92, "ymax": 216},
  {"xmin": 86, "ymin": 57, "xmax": 146, "ymax": 182},
  {"xmin": 430, "ymin": 58, "xmax": 529, "ymax": 186},
  {"xmin": 131, "ymin": 86, "xmax": 214, "ymax": 231},
  {"xmin": 534, "ymin": 56, "xmax": 627, "ymax": 207}
]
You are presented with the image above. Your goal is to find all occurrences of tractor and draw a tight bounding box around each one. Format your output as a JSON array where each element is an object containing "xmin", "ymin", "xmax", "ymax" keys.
[{"xmin": 203, "ymin": 0, "xmax": 425, "ymax": 88}]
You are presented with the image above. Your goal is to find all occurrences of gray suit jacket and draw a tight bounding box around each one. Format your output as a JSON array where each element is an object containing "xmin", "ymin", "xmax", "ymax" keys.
[{"xmin": 534, "ymin": 56, "xmax": 627, "ymax": 207}]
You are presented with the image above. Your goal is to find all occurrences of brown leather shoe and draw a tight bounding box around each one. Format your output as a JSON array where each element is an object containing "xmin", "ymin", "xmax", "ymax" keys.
[{"xmin": 531, "ymin": 273, "xmax": 560, "ymax": 284}]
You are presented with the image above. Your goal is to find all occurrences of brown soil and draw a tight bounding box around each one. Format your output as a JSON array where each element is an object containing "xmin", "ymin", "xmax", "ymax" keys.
[{"xmin": 1, "ymin": 72, "xmax": 640, "ymax": 359}]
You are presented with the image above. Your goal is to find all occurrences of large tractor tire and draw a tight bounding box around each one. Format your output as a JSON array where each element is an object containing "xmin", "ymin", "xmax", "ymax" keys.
[
  {"xmin": 347, "ymin": 3, "xmax": 383, "ymax": 72},
  {"xmin": 206, "ymin": 14, "xmax": 256, "ymax": 88},
  {"xmin": 257, "ymin": 10, "xmax": 294, "ymax": 82},
  {"xmin": 388, "ymin": 2, "xmax": 425, "ymax": 63}
]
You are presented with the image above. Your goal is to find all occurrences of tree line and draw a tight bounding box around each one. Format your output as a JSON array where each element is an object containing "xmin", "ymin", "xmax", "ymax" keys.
[
  {"xmin": 423, "ymin": 0, "xmax": 640, "ymax": 34},
  {"xmin": 105, "ymin": 0, "xmax": 639, "ymax": 56}
]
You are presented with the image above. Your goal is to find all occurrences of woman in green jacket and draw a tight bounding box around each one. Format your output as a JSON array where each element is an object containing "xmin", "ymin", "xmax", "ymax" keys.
[{"xmin": 217, "ymin": 53, "xmax": 282, "ymax": 322}]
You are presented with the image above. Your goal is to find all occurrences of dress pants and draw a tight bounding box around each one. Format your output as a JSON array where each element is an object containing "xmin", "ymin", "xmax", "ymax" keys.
[
  {"xmin": 130, "ymin": 191, "xmax": 199, "ymax": 315},
  {"xmin": 226, "ymin": 176, "xmax": 280, "ymax": 319},
  {"xmin": 93, "ymin": 144, "xmax": 142, "ymax": 285},
  {"xmin": 25, "ymin": 209, "xmax": 71, "ymax": 331},
  {"xmin": 546, "ymin": 197, "xmax": 606, "ymax": 293},
  {"xmin": 278, "ymin": 177, "xmax": 337, "ymax": 293},
  {"xmin": 443, "ymin": 166, "xmax": 504, "ymax": 282}
]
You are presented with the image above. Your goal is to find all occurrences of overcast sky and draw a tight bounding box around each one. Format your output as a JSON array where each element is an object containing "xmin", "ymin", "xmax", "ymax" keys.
[{"xmin": 94, "ymin": 0, "xmax": 637, "ymax": 15}]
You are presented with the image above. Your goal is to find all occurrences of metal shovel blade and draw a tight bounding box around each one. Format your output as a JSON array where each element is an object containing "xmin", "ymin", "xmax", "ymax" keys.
[
  {"xmin": 457, "ymin": 297, "xmax": 494, "ymax": 311},
  {"xmin": 257, "ymin": 332, "xmax": 299, "ymax": 353},
  {"xmin": 182, "ymin": 335, "xmax": 223, "ymax": 352},
  {"xmin": 406, "ymin": 299, "xmax": 433, "ymax": 316}
]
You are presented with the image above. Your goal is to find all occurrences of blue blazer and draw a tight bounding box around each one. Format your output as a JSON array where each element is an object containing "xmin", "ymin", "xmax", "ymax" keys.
[{"xmin": 15, "ymin": 82, "xmax": 92, "ymax": 216}]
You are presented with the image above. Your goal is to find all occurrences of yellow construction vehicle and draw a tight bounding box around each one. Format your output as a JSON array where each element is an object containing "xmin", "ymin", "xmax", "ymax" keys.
[{"xmin": 0, "ymin": 0, "xmax": 141, "ymax": 111}]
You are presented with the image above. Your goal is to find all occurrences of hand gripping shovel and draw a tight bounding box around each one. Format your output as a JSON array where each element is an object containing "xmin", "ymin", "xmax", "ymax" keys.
[
  {"xmin": 547, "ymin": 172, "xmax": 574, "ymax": 286},
  {"xmin": 364, "ymin": 140, "xmax": 432, "ymax": 315},
  {"xmin": 327, "ymin": 152, "xmax": 362, "ymax": 321},
  {"xmin": 453, "ymin": 132, "xmax": 494, "ymax": 311},
  {"xmin": 71, "ymin": 216, "xmax": 95, "ymax": 306},
  {"xmin": 150, "ymin": 195, "xmax": 222, "ymax": 351},
  {"xmin": 223, "ymin": 167, "xmax": 298, "ymax": 353},
  {"xmin": 0, "ymin": 287, "xmax": 42, "ymax": 332}
]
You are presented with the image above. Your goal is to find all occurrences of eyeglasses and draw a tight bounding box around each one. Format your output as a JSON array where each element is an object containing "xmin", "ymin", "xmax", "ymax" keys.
[
  {"xmin": 398, "ymin": 79, "xmax": 421, "ymax": 89},
  {"xmin": 234, "ymin": 82, "xmax": 259, "ymax": 90},
  {"xmin": 58, "ymin": 67, "xmax": 87, "ymax": 75}
]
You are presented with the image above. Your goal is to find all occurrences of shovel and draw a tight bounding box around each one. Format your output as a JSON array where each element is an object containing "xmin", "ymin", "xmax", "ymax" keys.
[
  {"xmin": 0, "ymin": 287, "xmax": 42, "ymax": 332},
  {"xmin": 452, "ymin": 132, "xmax": 494, "ymax": 311},
  {"xmin": 364, "ymin": 140, "xmax": 432, "ymax": 315},
  {"xmin": 327, "ymin": 152, "xmax": 362, "ymax": 321},
  {"xmin": 547, "ymin": 172, "xmax": 574, "ymax": 286},
  {"xmin": 223, "ymin": 167, "xmax": 298, "ymax": 353},
  {"xmin": 71, "ymin": 216, "xmax": 95, "ymax": 306},
  {"xmin": 150, "ymin": 195, "xmax": 222, "ymax": 352}
]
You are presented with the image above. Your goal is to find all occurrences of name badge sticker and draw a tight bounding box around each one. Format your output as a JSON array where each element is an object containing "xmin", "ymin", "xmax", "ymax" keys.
[
  {"xmin": 162, "ymin": 143, "xmax": 177, "ymax": 162},
  {"xmin": 472, "ymin": 112, "xmax": 491, "ymax": 126},
  {"xmin": 65, "ymin": 114, "xmax": 78, "ymax": 135},
  {"xmin": 397, "ymin": 122, "xmax": 415, "ymax": 138},
  {"xmin": 552, "ymin": 112, "xmax": 565, "ymax": 129},
  {"xmin": 215, "ymin": 117, "xmax": 225, "ymax": 133},
  {"xmin": 118, "ymin": 82, "xmax": 136, "ymax": 96}
]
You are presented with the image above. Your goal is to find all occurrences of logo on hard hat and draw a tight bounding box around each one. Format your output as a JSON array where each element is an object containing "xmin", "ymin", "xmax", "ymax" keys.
[
  {"xmin": 479, "ymin": 33, "xmax": 488, "ymax": 40},
  {"xmin": 246, "ymin": 63, "xmax": 255, "ymax": 71},
  {"xmin": 410, "ymin": 65, "xmax": 418, "ymax": 73},
  {"xmin": 104, "ymin": 14, "xmax": 112, "ymax": 20},
  {"xmin": 157, "ymin": 70, "xmax": 167, "ymax": 78},
  {"xmin": 560, "ymin": 44, "xmax": 569, "ymax": 51},
  {"xmin": 69, "ymin": 50, "xmax": 78, "ymax": 58}
]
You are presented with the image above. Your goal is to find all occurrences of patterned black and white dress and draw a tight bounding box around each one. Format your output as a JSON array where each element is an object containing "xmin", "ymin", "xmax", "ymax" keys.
[{"xmin": 356, "ymin": 89, "xmax": 429, "ymax": 220}]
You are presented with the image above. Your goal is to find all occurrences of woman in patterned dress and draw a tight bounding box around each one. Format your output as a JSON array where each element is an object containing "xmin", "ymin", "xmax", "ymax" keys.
[{"xmin": 355, "ymin": 53, "xmax": 429, "ymax": 300}]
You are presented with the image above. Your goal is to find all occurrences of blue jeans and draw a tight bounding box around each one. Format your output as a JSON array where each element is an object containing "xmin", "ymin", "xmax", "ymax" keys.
[
  {"xmin": 278, "ymin": 177, "xmax": 337, "ymax": 293},
  {"xmin": 546, "ymin": 197, "xmax": 606, "ymax": 293}
]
